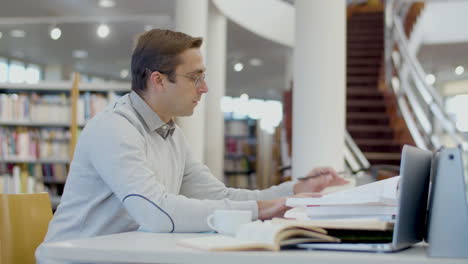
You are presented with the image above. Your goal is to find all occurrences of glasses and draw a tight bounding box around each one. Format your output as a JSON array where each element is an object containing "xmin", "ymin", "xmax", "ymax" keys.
[
  {"xmin": 146, "ymin": 68, "xmax": 206, "ymax": 88},
  {"xmin": 174, "ymin": 73, "xmax": 206, "ymax": 88}
]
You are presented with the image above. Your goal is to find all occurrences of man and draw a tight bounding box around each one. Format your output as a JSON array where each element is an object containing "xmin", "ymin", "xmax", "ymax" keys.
[{"xmin": 37, "ymin": 29, "xmax": 347, "ymax": 260}]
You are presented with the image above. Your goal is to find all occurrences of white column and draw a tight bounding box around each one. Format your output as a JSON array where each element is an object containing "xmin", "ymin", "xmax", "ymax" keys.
[
  {"xmin": 204, "ymin": 2, "xmax": 227, "ymax": 180},
  {"xmin": 292, "ymin": 0, "xmax": 346, "ymax": 179},
  {"xmin": 175, "ymin": 0, "xmax": 209, "ymax": 162}
]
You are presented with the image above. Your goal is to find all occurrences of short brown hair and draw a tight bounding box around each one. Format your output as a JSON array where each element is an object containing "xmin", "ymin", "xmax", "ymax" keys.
[{"xmin": 131, "ymin": 29, "xmax": 203, "ymax": 92}]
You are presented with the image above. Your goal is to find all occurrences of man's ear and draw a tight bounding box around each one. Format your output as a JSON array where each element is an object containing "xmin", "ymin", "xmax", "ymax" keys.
[{"xmin": 148, "ymin": 71, "xmax": 166, "ymax": 92}]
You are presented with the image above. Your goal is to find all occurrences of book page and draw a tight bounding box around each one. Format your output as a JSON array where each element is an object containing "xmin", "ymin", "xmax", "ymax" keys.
[
  {"xmin": 235, "ymin": 220, "xmax": 284, "ymax": 244},
  {"xmin": 284, "ymin": 207, "xmax": 309, "ymax": 220},
  {"xmin": 177, "ymin": 221, "xmax": 293, "ymax": 252},
  {"xmin": 287, "ymin": 176, "xmax": 400, "ymax": 207}
]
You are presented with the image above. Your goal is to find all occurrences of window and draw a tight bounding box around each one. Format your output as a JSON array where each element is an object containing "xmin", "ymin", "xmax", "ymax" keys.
[
  {"xmin": 8, "ymin": 60, "xmax": 26, "ymax": 83},
  {"xmin": 221, "ymin": 96, "xmax": 283, "ymax": 134},
  {"xmin": 0, "ymin": 58, "xmax": 7, "ymax": 83},
  {"xmin": 26, "ymin": 64, "xmax": 41, "ymax": 84}
]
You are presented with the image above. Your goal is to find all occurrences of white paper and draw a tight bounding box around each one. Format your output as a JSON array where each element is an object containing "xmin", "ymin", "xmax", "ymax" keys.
[{"xmin": 287, "ymin": 176, "xmax": 400, "ymax": 207}]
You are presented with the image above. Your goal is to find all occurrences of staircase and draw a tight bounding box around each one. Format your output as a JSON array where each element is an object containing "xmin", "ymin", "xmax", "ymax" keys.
[{"xmin": 346, "ymin": 11, "xmax": 403, "ymax": 166}]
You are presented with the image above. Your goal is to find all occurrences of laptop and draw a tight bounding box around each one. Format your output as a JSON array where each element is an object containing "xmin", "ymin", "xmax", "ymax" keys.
[{"xmin": 298, "ymin": 145, "xmax": 432, "ymax": 252}]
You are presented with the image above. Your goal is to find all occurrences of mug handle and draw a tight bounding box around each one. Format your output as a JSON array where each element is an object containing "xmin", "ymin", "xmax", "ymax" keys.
[{"xmin": 207, "ymin": 214, "xmax": 219, "ymax": 232}]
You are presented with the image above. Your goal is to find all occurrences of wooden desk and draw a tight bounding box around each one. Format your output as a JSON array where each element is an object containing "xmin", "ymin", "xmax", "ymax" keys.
[{"xmin": 40, "ymin": 231, "xmax": 466, "ymax": 264}]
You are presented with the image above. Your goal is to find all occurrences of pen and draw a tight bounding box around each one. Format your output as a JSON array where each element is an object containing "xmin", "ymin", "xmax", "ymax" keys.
[{"xmin": 297, "ymin": 171, "xmax": 347, "ymax": 180}]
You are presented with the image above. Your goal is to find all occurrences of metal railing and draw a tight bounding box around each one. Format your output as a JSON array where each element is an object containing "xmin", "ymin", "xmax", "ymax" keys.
[
  {"xmin": 334, "ymin": 0, "xmax": 468, "ymax": 179},
  {"xmin": 384, "ymin": 0, "xmax": 468, "ymax": 173},
  {"xmin": 385, "ymin": 0, "xmax": 467, "ymax": 150},
  {"xmin": 344, "ymin": 131, "xmax": 370, "ymax": 174}
]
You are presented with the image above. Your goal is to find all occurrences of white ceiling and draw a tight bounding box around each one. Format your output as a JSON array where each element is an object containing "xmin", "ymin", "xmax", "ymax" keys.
[
  {"xmin": 416, "ymin": 0, "xmax": 468, "ymax": 92},
  {"xmin": 419, "ymin": 0, "xmax": 468, "ymax": 45},
  {"xmin": 0, "ymin": 0, "xmax": 290, "ymax": 100},
  {"xmin": 0, "ymin": 0, "xmax": 467, "ymax": 101}
]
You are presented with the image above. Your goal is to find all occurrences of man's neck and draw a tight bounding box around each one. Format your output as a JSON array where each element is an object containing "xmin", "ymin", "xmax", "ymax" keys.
[{"xmin": 139, "ymin": 92, "xmax": 173, "ymax": 123}]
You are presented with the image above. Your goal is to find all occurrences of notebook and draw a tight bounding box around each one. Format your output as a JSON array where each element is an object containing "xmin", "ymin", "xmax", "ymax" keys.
[{"xmin": 297, "ymin": 145, "xmax": 432, "ymax": 252}]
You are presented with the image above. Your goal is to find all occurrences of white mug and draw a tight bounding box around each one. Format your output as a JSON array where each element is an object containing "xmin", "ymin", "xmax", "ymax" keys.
[{"xmin": 207, "ymin": 210, "xmax": 252, "ymax": 236}]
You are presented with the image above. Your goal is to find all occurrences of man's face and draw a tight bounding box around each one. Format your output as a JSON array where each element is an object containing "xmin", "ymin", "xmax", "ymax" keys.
[{"xmin": 164, "ymin": 48, "xmax": 208, "ymax": 117}]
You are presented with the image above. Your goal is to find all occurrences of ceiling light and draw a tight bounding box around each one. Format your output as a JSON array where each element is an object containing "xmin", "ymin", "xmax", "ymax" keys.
[
  {"xmin": 120, "ymin": 69, "xmax": 129, "ymax": 79},
  {"xmin": 97, "ymin": 24, "xmax": 110, "ymax": 38},
  {"xmin": 99, "ymin": 0, "xmax": 115, "ymax": 8},
  {"xmin": 72, "ymin": 50, "xmax": 88, "ymax": 59},
  {"xmin": 249, "ymin": 58, "xmax": 263, "ymax": 67},
  {"xmin": 425, "ymin": 74, "xmax": 436, "ymax": 85},
  {"xmin": 50, "ymin": 27, "xmax": 62, "ymax": 40},
  {"xmin": 10, "ymin": 29, "xmax": 25, "ymax": 38},
  {"xmin": 233, "ymin": 62, "xmax": 244, "ymax": 72},
  {"xmin": 455, "ymin": 65, "xmax": 464, "ymax": 75}
]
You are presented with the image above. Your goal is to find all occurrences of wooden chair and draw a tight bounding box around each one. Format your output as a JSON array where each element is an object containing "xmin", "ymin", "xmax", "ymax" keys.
[{"xmin": 1, "ymin": 193, "xmax": 53, "ymax": 264}]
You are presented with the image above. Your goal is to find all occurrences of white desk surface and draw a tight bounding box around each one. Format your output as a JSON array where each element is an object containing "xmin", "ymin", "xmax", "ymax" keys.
[{"xmin": 41, "ymin": 231, "xmax": 466, "ymax": 264}]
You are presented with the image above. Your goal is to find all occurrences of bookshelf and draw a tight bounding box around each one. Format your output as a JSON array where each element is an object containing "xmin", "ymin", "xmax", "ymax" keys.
[
  {"xmin": 224, "ymin": 117, "xmax": 258, "ymax": 189},
  {"xmin": 0, "ymin": 79, "xmax": 130, "ymax": 208}
]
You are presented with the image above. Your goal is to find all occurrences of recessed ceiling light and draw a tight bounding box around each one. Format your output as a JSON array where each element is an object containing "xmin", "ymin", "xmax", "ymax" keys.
[
  {"xmin": 50, "ymin": 27, "xmax": 62, "ymax": 40},
  {"xmin": 120, "ymin": 69, "xmax": 129, "ymax": 79},
  {"xmin": 249, "ymin": 58, "xmax": 263, "ymax": 67},
  {"xmin": 97, "ymin": 24, "xmax": 110, "ymax": 38},
  {"xmin": 10, "ymin": 29, "xmax": 25, "ymax": 38},
  {"xmin": 425, "ymin": 74, "xmax": 436, "ymax": 85},
  {"xmin": 455, "ymin": 65, "xmax": 464, "ymax": 75},
  {"xmin": 233, "ymin": 62, "xmax": 244, "ymax": 72},
  {"xmin": 99, "ymin": 0, "xmax": 115, "ymax": 8},
  {"xmin": 72, "ymin": 50, "xmax": 88, "ymax": 59}
]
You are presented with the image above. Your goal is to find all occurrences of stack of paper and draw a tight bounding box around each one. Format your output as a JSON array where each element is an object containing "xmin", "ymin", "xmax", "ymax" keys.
[{"xmin": 286, "ymin": 176, "xmax": 400, "ymax": 221}]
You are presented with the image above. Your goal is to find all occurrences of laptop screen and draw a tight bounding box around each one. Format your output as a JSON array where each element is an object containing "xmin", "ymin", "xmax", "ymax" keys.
[{"xmin": 392, "ymin": 145, "xmax": 432, "ymax": 247}]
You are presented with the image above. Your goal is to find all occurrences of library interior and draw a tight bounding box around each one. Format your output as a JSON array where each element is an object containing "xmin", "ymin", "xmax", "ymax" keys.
[{"xmin": 1, "ymin": 0, "xmax": 468, "ymax": 263}]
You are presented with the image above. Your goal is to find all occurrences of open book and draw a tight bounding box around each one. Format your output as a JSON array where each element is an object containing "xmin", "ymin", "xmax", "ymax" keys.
[
  {"xmin": 177, "ymin": 219, "xmax": 339, "ymax": 251},
  {"xmin": 177, "ymin": 218, "xmax": 394, "ymax": 251}
]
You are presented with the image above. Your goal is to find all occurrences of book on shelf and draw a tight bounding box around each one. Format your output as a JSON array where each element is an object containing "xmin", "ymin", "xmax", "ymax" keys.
[
  {"xmin": 177, "ymin": 218, "xmax": 393, "ymax": 252},
  {"xmin": 225, "ymin": 173, "xmax": 252, "ymax": 189},
  {"xmin": 224, "ymin": 118, "xmax": 257, "ymax": 189},
  {"xmin": 0, "ymin": 127, "xmax": 70, "ymax": 161},
  {"xmin": 0, "ymin": 92, "xmax": 109, "ymax": 125},
  {"xmin": 78, "ymin": 92, "xmax": 108, "ymax": 124},
  {"xmin": 225, "ymin": 119, "xmax": 252, "ymax": 137},
  {"xmin": 224, "ymin": 157, "xmax": 251, "ymax": 173},
  {"xmin": 1, "ymin": 165, "xmax": 47, "ymax": 194}
]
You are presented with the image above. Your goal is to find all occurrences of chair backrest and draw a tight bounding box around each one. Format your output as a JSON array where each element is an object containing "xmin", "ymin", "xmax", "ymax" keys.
[{"xmin": 1, "ymin": 193, "xmax": 53, "ymax": 264}]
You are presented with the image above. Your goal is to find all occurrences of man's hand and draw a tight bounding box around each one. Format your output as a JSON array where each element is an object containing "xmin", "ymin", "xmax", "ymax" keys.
[
  {"xmin": 257, "ymin": 193, "xmax": 321, "ymax": 220},
  {"xmin": 293, "ymin": 167, "xmax": 349, "ymax": 194}
]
